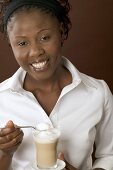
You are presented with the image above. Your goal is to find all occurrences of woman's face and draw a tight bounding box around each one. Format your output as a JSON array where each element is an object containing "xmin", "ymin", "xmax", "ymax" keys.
[{"xmin": 7, "ymin": 9, "xmax": 63, "ymax": 81}]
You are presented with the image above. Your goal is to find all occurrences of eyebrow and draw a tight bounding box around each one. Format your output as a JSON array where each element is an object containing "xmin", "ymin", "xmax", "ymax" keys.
[{"xmin": 14, "ymin": 28, "xmax": 51, "ymax": 38}]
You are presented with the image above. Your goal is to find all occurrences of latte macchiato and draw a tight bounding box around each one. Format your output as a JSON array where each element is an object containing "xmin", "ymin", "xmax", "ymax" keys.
[{"xmin": 33, "ymin": 123, "xmax": 60, "ymax": 169}]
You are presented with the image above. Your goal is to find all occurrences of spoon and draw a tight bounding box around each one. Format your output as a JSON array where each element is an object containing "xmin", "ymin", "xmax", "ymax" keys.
[
  {"xmin": 16, "ymin": 123, "xmax": 51, "ymax": 131},
  {"xmin": 0, "ymin": 123, "xmax": 51, "ymax": 131},
  {"xmin": 16, "ymin": 125, "xmax": 36, "ymax": 130}
]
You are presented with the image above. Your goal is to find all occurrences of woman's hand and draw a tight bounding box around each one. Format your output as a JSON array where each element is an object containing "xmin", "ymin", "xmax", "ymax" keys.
[
  {"xmin": 58, "ymin": 152, "xmax": 78, "ymax": 170},
  {"xmin": 0, "ymin": 120, "xmax": 24, "ymax": 156},
  {"xmin": 0, "ymin": 120, "xmax": 23, "ymax": 170}
]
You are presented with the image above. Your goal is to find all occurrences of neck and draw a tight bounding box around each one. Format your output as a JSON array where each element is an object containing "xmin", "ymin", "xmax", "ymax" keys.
[{"xmin": 23, "ymin": 64, "xmax": 71, "ymax": 93}]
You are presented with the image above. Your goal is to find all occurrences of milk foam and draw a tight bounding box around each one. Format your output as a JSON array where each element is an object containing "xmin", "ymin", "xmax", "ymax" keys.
[
  {"xmin": 33, "ymin": 123, "xmax": 60, "ymax": 143},
  {"xmin": 36, "ymin": 123, "xmax": 51, "ymax": 131}
]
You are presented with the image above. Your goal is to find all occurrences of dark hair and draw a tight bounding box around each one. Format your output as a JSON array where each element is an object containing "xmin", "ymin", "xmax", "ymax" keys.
[{"xmin": 0, "ymin": 0, "xmax": 71, "ymax": 40}]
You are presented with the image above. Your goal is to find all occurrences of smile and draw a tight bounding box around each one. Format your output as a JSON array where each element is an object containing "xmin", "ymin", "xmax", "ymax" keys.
[{"xmin": 31, "ymin": 60, "xmax": 48, "ymax": 70}]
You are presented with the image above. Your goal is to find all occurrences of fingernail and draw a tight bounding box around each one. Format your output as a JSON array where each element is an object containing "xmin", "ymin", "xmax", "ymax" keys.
[{"xmin": 58, "ymin": 152, "xmax": 64, "ymax": 160}]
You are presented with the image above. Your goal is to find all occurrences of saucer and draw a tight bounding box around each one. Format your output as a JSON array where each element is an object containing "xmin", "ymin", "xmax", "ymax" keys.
[{"xmin": 32, "ymin": 159, "xmax": 66, "ymax": 170}]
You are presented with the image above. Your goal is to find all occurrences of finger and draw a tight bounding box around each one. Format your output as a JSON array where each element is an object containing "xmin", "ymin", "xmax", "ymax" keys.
[
  {"xmin": 1, "ymin": 140, "xmax": 23, "ymax": 154},
  {"xmin": 0, "ymin": 120, "xmax": 22, "ymax": 137},
  {"xmin": 0, "ymin": 121, "xmax": 16, "ymax": 137},
  {"xmin": 0, "ymin": 127, "xmax": 16, "ymax": 137},
  {"xmin": 58, "ymin": 152, "xmax": 65, "ymax": 160},
  {"xmin": 5, "ymin": 120, "xmax": 15, "ymax": 129},
  {"xmin": 65, "ymin": 160, "xmax": 77, "ymax": 170},
  {"xmin": 0, "ymin": 131, "xmax": 24, "ymax": 150},
  {"xmin": 0, "ymin": 129, "xmax": 23, "ymax": 144}
]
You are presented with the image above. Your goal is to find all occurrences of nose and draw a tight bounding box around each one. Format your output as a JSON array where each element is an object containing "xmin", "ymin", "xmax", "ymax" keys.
[{"xmin": 29, "ymin": 43, "xmax": 44, "ymax": 57}]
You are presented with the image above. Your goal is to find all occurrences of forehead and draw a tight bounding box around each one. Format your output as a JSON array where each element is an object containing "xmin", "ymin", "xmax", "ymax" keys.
[{"xmin": 7, "ymin": 9, "xmax": 59, "ymax": 34}]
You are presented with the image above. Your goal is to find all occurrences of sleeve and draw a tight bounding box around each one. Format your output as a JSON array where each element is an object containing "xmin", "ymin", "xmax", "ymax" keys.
[{"xmin": 92, "ymin": 80, "xmax": 113, "ymax": 170}]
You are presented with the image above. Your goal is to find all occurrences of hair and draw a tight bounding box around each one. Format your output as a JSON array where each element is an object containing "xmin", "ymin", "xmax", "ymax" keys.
[{"xmin": 0, "ymin": 0, "xmax": 72, "ymax": 40}]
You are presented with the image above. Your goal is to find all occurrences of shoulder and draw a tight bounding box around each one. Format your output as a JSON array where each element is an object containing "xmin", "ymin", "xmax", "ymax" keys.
[
  {"xmin": 80, "ymin": 72, "xmax": 113, "ymax": 99},
  {"xmin": 0, "ymin": 67, "xmax": 25, "ymax": 92},
  {"xmin": 0, "ymin": 77, "xmax": 11, "ymax": 89},
  {"xmin": 81, "ymin": 72, "xmax": 109, "ymax": 89}
]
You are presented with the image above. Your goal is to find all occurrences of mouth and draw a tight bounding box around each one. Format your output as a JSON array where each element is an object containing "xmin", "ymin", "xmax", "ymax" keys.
[{"xmin": 31, "ymin": 59, "xmax": 49, "ymax": 71}]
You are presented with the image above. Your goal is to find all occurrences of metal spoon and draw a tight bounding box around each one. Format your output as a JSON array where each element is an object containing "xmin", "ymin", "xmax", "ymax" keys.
[
  {"xmin": 16, "ymin": 125, "xmax": 36, "ymax": 130},
  {"xmin": 0, "ymin": 123, "xmax": 51, "ymax": 131},
  {"xmin": 16, "ymin": 123, "xmax": 52, "ymax": 131}
]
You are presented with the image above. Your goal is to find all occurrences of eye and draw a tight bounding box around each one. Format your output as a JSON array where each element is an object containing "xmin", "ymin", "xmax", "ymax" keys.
[
  {"xmin": 40, "ymin": 35, "xmax": 50, "ymax": 42},
  {"xmin": 18, "ymin": 41, "xmax": 28, "ymax": 47}
]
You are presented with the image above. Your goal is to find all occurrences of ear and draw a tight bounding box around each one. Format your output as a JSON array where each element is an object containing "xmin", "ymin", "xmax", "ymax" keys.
[{"xmin": 59, "ymin": 23, "xmax": 65, "ymax": 46}]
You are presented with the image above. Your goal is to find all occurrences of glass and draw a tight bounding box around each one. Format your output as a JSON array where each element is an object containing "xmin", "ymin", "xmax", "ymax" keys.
[{"xmin": 33, "ymin": 127, "xmax": 60, "ymax": 169}]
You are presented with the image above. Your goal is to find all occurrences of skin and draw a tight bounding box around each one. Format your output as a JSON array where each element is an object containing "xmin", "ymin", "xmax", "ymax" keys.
[
  {"xmin": 0, "ymin": 121, "xmax": 24, "ymax": 170},
  {"xmin": 0, "ymin": 9, "xmax": 105, "ymax": 170},
  {"xmin": 0, "ymin": 9, "xmax": 73, "ymax": 170},
  {"xmin": 7, "ymin": 9, "xmax": 72, "ymax": 115}
]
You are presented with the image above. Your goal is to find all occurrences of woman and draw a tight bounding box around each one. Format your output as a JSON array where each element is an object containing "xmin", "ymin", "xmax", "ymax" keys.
[{"xmin": 0, "ymin": 0, "xmax": 113, "ymax": 170}]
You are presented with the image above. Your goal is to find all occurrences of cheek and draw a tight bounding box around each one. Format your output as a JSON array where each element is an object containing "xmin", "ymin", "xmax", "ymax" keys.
[
  {"xmin": 12, "ymin": 49, "xmax": 21, "ymax": 61},
  {"xmin": 47, "ymin": 40, "xmax": 62, "ymax": 57},
  {"xmin": 12, "ymin": 48, "xmax": 25, "ymax": 65},
  {"xmin": 11, "ymin": 46, "xmax": 24, "ymax": 60},
  {"xmin": 10, "ymin": 43, "xmax": 18, "ymax": 56},
  {"xmin": 9, "ymin": 41, "xmax": 26, "ymax": 62}
]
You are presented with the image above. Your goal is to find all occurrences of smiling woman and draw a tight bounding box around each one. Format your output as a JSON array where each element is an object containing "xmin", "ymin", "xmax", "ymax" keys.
[
  {"xmin": 0, "ymin": 1, "xmax": 113, "ymax": 170},
  {"xmin": 7, "ymin": 10, "xmax": 63, "ymax": 83}
]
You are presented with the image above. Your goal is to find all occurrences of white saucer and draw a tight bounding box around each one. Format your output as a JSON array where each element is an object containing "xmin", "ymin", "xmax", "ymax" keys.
[{"xmin": 32, "ymin": 159, "xmax": 66, "ymax": 170}]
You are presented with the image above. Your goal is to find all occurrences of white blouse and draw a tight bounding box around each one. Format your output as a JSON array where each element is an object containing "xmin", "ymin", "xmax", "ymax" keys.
[{"xmin": 0, "ymin": 57, "xmax": 113, "ymax": 170}]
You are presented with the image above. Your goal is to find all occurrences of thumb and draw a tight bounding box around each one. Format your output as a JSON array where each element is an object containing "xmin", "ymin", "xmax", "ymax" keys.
[
  {"xmin": 5, "ymin": 120, "xmax": 15, "ymax": 128},
  {"xmin": 58, "ymin": 152, "xmax": 65, "ymax": 161}
]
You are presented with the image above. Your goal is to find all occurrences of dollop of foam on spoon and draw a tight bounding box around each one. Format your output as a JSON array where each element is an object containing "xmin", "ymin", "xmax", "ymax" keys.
[{"xmin": 36, "ymin": 122, "xmax": 51, "ymax": 131}]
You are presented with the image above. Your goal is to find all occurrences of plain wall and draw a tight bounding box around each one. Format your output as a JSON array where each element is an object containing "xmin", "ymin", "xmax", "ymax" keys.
[
  {"xmin": 63, "ymin": 0, "xmax": 113, "ymax": 92},
  {"xmin": 0, "ymin": 0, "xmax": 113, "ymax": 92}
]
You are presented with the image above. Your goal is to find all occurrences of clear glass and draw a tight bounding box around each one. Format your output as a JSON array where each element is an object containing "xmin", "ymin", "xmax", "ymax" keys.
[{"xmin": 32, "ymin": 128, "xmax": 60, "ymax": 169}]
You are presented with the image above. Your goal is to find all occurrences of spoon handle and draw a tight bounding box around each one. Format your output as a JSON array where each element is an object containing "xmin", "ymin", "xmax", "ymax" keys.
[{"xmin": 16, "ymin": 125, "xmax": 36, "ymax": 130}]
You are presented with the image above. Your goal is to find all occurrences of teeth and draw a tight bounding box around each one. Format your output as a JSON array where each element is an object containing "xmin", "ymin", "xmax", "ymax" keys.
[{"xmin": 32, "ymin": 61, "xmax": 47, "ymax": 69}]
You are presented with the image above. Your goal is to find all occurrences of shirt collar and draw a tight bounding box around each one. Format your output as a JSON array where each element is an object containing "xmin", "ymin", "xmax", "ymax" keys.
[
  {"xmin": 0, "ymin": 67, "xmax": 26, "ymax": 92},
  {"xmin": 62, "ymin": 57, "xmax": 98, "ymax": 89},
  {"xmin": 0, "ymin": 57, "xmax": 98, "ymax": 93}
]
